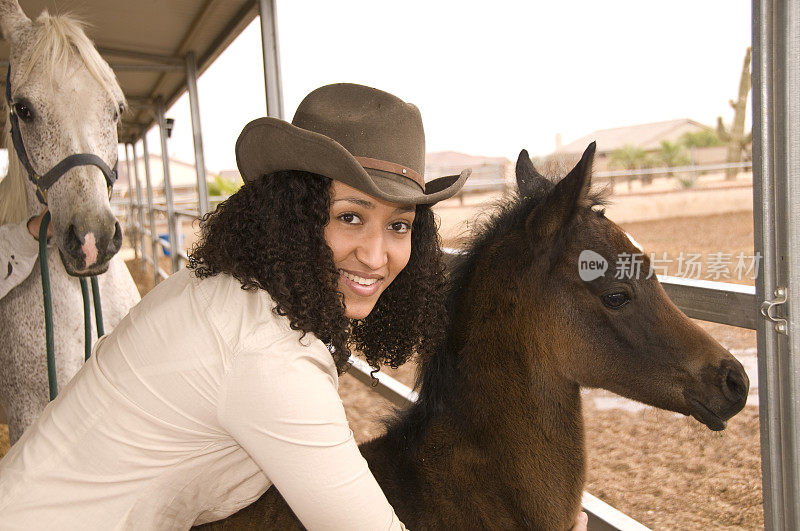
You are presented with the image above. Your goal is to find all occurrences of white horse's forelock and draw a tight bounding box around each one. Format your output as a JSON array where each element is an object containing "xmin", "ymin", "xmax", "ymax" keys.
[
  {"xmin": 0, "ymin": 11, "xmax": 123, "ymax": 225},
  {"xmin": 19, "ymin": 12, "xmax": 123, "ymax": 103}
]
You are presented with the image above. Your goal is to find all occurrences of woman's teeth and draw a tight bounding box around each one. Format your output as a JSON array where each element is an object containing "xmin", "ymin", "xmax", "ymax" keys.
[{"xmin": 341, "ymin": 270, "xmax": 379, "ymax": 286}]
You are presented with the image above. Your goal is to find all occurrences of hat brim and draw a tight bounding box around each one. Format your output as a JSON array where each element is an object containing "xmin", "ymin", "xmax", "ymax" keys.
[{"xmin": 235, "ymin": 117, "xmax": 471, "ymax": 205}]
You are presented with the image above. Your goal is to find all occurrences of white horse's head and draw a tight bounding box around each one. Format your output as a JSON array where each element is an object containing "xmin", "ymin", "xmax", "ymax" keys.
[{"xmin": 0, "ymin": 0, "xmax": 125, "ymax": 276}]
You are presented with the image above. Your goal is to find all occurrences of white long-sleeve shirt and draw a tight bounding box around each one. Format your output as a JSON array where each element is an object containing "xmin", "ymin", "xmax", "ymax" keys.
[
  {"xmin": 0, "ymin": 267, "xmax": 405, "ymax": 530},
  {"xmin": 0, "ymin": 221, "xmax": 39, "ymax": 299}
]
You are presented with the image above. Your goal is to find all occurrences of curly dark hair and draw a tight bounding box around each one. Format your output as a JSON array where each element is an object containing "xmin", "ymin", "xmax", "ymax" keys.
[{"xmin": 187, "ymin": 170, "xmax": 448, "ymax": 374}]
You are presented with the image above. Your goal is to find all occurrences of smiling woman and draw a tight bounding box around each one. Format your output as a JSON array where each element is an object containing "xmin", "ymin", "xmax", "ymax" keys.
[
  {"xmin": 326, "ymin": 182, "xmax": 415, "ymax": 320},
  {"xmin": 0, "ymin": 83, "xmax": 471, "ymax": 529}
]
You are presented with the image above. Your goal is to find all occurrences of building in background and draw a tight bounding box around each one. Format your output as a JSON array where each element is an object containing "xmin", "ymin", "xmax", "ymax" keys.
[
  {"xmin": 552, "ymin": 118, "xmax": 742, "ymax": 172},
  {"xmin": 116, "ymin": 154, "xmax": 216, "ymax": 206}
]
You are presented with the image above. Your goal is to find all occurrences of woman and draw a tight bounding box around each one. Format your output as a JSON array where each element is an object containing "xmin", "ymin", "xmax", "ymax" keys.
[
  {"xmin": 0, "ymin": 210, "xmax": 51, "ymax": 300},
  {"xmin": 0, "ymin": 83, "xmax": 469, "ymax": 530}
]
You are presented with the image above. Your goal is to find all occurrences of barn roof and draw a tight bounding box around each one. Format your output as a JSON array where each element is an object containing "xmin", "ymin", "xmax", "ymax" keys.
[
  {"xmin": 558, "ymin": 118, "xmax": 713, "ymax": 154},
  {"xmin": 0, "ymin": 0, "xmax": 258, "ymax": 144}
]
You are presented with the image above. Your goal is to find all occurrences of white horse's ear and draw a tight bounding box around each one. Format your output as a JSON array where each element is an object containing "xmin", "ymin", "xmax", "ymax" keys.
[{"xmin": 0, "ymin": 0, "xmax": 31, "ymax": 44}]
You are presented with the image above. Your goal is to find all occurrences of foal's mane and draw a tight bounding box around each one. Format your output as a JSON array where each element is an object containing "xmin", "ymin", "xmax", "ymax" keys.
[
  {"xmin": 383, "ymin": 169, "xmax": 609, "ymax": 455},
  {"xmin": 0, "ymin": 11, "xmax": 122, "ymax": 224}
]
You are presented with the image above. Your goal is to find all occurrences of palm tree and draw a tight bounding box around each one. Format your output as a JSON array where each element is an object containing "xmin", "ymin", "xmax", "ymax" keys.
[
  {"xmin": 657, "ymin": 140, "xmax": 690, "ymax": 167},
  {"xmin": 608, "ymin": 145, "xmax": 653, "ymax": 189},
  {"xmin": 658, "ymin": 140, "xmax": 693, "ymax": 188}
]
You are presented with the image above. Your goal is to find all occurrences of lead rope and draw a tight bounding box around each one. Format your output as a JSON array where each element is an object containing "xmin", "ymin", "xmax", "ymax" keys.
[
  {"xmin": 37, "ymin": 212, "xmax": 104, "ymax": 400},
  {"xmin": 38, "ymin": 212, "xmax": 57, "ymax": 401}
]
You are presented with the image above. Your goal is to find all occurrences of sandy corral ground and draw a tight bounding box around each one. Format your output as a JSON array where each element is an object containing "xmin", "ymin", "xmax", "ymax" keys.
[{"xmin": 0, "ymin": 206, "xmax": 761, "ymax": 530}]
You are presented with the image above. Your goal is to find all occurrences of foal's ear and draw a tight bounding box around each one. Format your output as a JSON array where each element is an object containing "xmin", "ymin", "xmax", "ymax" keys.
[
  {"xmin": 526, "ymin": 142, "xmax": 596, "ymax": 239},
  {"xmin": 515, "ymin": 149, "xmax": 546, "ymax": 196},
  {"xmin": 0, "ymin": 0, "xmax": 30, "ymax": 44}
]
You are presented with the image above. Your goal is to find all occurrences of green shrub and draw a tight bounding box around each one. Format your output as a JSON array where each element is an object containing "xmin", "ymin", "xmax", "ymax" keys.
[
  {"xmin": 207, "ymin": 174, "xmax": 241, "ymax": 197},
  {"xmin": 678, "ymin": 129, "xmax": 722, "ymax": 148}
]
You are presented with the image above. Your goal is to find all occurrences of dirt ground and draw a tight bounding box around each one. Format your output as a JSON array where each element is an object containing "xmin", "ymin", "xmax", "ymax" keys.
[{"xmin": 0, "ymin": 209, "xmax": 761, "ymax": 530}]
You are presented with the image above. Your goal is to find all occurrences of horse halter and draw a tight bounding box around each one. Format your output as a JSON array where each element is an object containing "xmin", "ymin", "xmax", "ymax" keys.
[{"xmin": 5, "ymin": 66, "xmax": 118, "ymax": 205}]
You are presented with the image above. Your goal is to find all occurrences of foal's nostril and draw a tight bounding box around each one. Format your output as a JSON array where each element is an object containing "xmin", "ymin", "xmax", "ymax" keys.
[
  {"xmin": 64, "ymin": 224, "xmax": 83, "ymax": 258},
  {"xmin": 722, "ymin": 367, "xmax": 748, "ymax": 403}
]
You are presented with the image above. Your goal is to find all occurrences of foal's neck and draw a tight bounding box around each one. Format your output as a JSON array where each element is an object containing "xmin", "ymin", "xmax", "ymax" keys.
[
  {"xmin": 427, "ymin": 293, "xmax": 587, "ymax": 526},
  {"xmin": 455, "ymin": 318, "xmax": 585, "ymax": 453}
]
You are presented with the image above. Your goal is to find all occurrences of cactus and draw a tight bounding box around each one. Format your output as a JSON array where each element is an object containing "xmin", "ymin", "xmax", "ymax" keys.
[{"xmin": 717, "ymin": 47, "xmax": 752, "ymax": 180}]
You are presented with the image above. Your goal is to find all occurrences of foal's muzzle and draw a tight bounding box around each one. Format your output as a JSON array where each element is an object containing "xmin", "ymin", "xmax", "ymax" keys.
[{"xmin": 685, "ymin": 357, "xmax": 750, "ymax": 431}]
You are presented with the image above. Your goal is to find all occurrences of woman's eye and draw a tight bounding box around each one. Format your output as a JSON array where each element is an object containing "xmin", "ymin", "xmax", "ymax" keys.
[
  {"xmin": 337, "ymin": 213, "xmax": 361, "ymax": 224},
  {"xmin": 390, "ymin": 221, "xmax": 411, "ymax": 234},
  {"xmin": 13, "ymin": 102, "xmax": 33, "ymax": 122},
  {"xmin": 601, "ymin": 291, "xmax": 631, "ymax": 309}
]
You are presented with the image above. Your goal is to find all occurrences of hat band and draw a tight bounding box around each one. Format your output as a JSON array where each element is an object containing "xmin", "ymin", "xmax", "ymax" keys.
[{"xmin": 354, "ymin": 156, "xmax": 425, "ymax": 192}]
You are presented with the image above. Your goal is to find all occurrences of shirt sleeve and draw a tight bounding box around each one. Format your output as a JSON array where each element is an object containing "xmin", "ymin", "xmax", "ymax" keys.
[
  {"xmin": 218, "ymin": 332, "xmax": 407, "ymax": 531},
  {"xmin": 0, "ymin": 221, "xmax": 40, "ymax": 300}
]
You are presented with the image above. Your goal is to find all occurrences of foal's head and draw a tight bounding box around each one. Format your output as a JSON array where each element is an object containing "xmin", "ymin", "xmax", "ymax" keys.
[
  {"xmin": 478, "ymin": 143, "xmax": 748, "ymax": 430},
  {"xmin": 0, "ymin": 1, "xmax": 125, "ymax": 275}
]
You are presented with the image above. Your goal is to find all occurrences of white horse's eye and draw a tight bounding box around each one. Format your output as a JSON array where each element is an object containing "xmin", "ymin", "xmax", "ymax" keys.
[
  {"xmin": 13, "ymin": 101, "xmax": 34, "ymax": 122},
  {"xmin": 113, "ymin": 103, "xmax": 125, "ymax": 122}
]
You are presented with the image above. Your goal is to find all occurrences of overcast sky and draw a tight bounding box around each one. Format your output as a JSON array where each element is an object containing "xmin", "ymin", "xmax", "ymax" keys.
[{"xmin": 143, "ymin": 0, "xmax": 752, "ymax": 173}]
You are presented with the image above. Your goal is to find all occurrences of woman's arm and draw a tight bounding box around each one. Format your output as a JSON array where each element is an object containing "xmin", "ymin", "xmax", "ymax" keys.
[
  {"xmin": 218, "ymin": 333, "xmax": 405, "ymax": 531},
  {"xmin": 0, "ymin": 212, "xmax": 49, "ymax": 300}
]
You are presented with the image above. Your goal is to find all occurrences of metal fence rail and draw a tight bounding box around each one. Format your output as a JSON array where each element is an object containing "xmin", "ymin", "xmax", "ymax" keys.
[
  {"xmin": 659, "ymin": 276, "xmax": 757, "ymax": 330},
  {"xmin": 594, "ymin": 161, "xmax": 753, "ymax": 179}
]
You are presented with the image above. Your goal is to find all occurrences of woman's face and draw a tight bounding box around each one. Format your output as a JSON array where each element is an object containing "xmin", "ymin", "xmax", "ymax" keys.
[{"xmin": 325, "ymin": 180, "xmax": 415, "ymax": 319}]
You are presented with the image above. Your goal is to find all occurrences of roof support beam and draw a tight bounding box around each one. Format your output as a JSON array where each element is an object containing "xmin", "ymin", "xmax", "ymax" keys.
[
  {"xmin": 110, "ymin": 64, "xmax": 184, "ymax": 72},
  {"xmin": 186, "ymin": 51, "xmax": 210, "ymax": 217},
  {"xmin": 258, "ymin": 0, "xmax": 284, "ymax": 118},
  {"xmin": 140, "ymin": 131, "xmax": 161, "ymax": 286},
  {"xmin": 97, "ymin": 46, "xmax": 183, "ymax": 66},
  {"xmin": 156, "ymin": 98, "xmax": 181, "ymax": 274},
  {"xmin": 0, "ymin": 60, "xmax": 183, "ymax": 72}
]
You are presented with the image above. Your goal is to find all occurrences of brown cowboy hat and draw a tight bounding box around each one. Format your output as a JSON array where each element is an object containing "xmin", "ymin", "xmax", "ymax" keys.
[{"xmin": 235, "ymin": 83, "xmax": 471, "ymax": 205}]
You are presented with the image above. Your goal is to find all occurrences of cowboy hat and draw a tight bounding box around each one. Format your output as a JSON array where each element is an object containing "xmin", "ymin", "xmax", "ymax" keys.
[{"xmin": 235, "ymin": 83, "xmax": 471, "ymax": 205}]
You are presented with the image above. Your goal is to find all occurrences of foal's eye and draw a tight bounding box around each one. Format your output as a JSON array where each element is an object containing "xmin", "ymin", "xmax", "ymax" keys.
[
  {"xmin": 601, "ymin": 291, "xmax": 630, "ymax": 309},
  {"xmin": 13, "ymin": 101, "xmax": 33, "ymax": 122}
]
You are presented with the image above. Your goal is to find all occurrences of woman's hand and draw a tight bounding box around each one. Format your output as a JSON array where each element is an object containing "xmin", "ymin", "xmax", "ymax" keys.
[
  {"xmin": 27, "ymin": 209, "xmax": 53, "ymax": 241},
  {"xmin": 571, "ymin": 511, "xmax": 588, "ymax": 531}
]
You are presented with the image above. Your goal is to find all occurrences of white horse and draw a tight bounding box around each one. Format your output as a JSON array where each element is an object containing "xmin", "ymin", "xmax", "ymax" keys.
[{"xmin": 0, "ymin": 1, "xmax": 140, "ymax": 444}]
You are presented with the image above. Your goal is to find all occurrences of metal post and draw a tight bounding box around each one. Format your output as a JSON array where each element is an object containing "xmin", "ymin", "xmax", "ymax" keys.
[
  {"xmin": 258, "ymin": 0, "xmax": 284, "ymax": 119},
  {"xmin": 130, "ymin": 142, "xmax": 146, "ymax": 274},
  {"xmin": 141, "ymin": 132, "xmax": 159, "ymax": 286},
  {"xmin": 185, "ymin": 51, "xmax": 210, "ymax": 217},
  {"xmin": 752, "ymin": 0, "xmax": 800, "ymax": 528},
  {"xmin": 123, "ymin": 144, "xmax": 138, "ymax": 260},
  {"xmin": 156, "ymin": 99, "xmax": 181, "ymax": 273}
]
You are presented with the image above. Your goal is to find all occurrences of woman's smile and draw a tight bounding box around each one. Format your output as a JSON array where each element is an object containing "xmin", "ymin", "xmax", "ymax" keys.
[{"xmin": 339, "ymin": 269, "xmax": 384, "ymax": 296}]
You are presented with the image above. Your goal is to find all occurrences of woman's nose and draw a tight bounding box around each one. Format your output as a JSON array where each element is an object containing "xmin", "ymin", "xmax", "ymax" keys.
[{"xmin": 355, "ymin": 230, "xmax": 388, "ymax": 270}]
